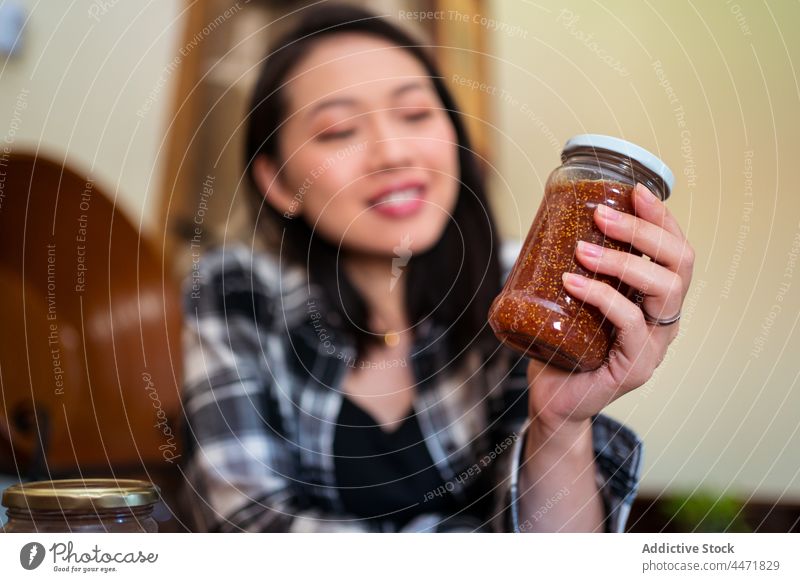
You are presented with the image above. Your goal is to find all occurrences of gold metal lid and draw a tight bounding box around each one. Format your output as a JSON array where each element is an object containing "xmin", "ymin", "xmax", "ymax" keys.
[{"xmin": 1, "ymin": 479, "xmax": 159, "ymax": 511}]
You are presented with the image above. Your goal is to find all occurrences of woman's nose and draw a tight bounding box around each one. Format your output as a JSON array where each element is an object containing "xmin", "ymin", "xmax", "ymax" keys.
[{"xmin": 367, "ymin": 117, "xmax": 413, "ymax": 171}]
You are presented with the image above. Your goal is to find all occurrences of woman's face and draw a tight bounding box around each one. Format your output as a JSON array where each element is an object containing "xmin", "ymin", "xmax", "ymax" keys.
[{"xmin": 256, "ymin": 33, "xmax": 460, "ymax": 257}]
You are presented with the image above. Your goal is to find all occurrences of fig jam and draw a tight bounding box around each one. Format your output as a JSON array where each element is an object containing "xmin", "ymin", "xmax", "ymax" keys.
[{"xmin": 488, "ymin": 135, "xmax": 673, "ymax": 371}]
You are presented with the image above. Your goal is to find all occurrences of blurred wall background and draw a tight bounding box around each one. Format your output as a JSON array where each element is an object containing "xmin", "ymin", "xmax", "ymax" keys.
[
  {"xmin": 0, "ymin": 0, "xmax": 184, "ymax": 235},
  {"xmin": 1, "ymin": 0, "xmax": 798, "ymax": 509}
]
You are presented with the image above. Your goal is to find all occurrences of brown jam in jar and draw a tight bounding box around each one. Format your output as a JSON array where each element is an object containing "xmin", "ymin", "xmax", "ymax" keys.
[
  {"xmin": 2, "ymin": 479, "xmax": 159, "ymax": 533},
  {"xmin": 489, "ymin": 135, "xmax": 674, "ymax": 372}
]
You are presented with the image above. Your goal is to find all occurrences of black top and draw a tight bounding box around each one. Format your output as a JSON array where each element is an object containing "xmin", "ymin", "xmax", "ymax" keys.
[{"xmin": 333, "ymin": 397, "xmax": 459, "ymax": 528}]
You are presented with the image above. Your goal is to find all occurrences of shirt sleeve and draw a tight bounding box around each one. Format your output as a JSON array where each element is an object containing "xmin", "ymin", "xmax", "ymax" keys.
[
  {"xmin": 181, "ymin": 247, "xmax": 378, "ymax": 532},
  {"xmin": 483, "ymin": 349, "xmax": 643, "ymax": 533},
  {"xmin": 506, "ymin": 414, "xmax": 644, "ymax": 533}
]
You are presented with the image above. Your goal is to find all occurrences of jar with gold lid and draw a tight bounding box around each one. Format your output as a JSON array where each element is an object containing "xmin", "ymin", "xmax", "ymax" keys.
[
  {"xmin": 488, "ymin": 134, "xmax": 674, "ymax": 371},
  {"xmin": 2, "ymin": 479, "xmax": 159, "ymax": 533}
]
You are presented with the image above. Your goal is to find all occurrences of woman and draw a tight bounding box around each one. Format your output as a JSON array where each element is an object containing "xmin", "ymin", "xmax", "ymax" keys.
[{"xmin": 182, "ymin": 4, "xmax": 694, "ymax": 533}]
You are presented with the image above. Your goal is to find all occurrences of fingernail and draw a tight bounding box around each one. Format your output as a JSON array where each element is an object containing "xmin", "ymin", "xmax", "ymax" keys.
[
  {"xmin": 636, "ymin": 183, "xmax": 658, "ymax": 204},
  {"xmin": 597, "ymin": 204, "xmax": 620, "ymax": 220},
  {"xmin": 562, "ymin": 272, "xmax": 587, "ymax": 288},
  {"xmin": 577, "ymin": 240, "xmax": 603, "ymax": 257}
]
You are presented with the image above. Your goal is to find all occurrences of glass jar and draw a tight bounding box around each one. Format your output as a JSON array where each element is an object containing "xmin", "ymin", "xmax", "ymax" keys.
[
  {"xmin": 488, "ymin": 134, "xmax": 674, "ymax": 372},
  {"xmin": 1, "ymin": 479, "xmax": 159, "ymax": 533}
]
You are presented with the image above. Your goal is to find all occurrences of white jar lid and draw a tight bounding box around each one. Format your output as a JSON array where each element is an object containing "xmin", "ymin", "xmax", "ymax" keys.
[{"xmin": 562, "ymin": 134, "xmax": 675, "ymax": 200}]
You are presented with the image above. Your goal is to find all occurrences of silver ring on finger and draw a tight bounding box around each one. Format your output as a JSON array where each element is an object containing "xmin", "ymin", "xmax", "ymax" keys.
[{"xmin": 642, "ymin": 308, "xmax": 681, "ymax": 326}]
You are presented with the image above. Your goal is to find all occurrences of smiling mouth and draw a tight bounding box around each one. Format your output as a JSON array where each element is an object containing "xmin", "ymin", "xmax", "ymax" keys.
[
  {"xmin": 368, "ymin": 186, "xmax": 426, "ymax": 218},
  {"xmin": 369, "ymin": 186, "xmax": 424, "ymax": 207}
]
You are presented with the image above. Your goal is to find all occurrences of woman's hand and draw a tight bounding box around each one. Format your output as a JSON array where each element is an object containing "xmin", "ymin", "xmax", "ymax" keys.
[{"xmin": 527, "ymin": 182, "xmax": 695, "ymax": 437}]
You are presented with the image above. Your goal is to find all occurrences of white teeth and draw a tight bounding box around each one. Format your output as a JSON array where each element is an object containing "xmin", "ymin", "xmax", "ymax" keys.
[{"xmin": 374, "ymin": 188, "xmax": 421, "ymax": 206}]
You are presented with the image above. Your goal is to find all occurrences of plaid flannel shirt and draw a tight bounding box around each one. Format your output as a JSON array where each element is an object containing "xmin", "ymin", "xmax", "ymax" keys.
[{"xmin": 181, "ymin": 241, "xmax": 643, "ymax": 532}]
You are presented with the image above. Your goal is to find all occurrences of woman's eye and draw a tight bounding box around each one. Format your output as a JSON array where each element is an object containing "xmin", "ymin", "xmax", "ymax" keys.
[
  {"xmin": 404, "ymin": 110, "xmax": 432, "ymax": 122},
  {"xmin": 317, "ymin": 128, "xmax": 356, "ymax": 141}
]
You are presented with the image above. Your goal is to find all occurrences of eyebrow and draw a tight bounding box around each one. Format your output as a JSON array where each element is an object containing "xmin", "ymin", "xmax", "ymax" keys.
[{"xmin": 305, "ymin": 81, "xmax": 431, "ymax": 121}]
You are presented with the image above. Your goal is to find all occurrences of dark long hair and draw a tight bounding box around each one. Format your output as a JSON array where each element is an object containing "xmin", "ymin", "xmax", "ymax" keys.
[{"xmin": 244, "ymin": 4, "xmax": 502, "ymax": 367}]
